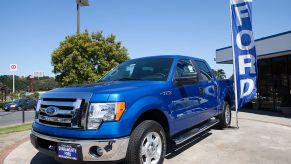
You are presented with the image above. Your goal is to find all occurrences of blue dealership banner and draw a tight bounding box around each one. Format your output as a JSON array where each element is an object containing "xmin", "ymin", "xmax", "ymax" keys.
[{"xmin": 230, "ymin": 0, "xmax": 257, "ymax": 109}]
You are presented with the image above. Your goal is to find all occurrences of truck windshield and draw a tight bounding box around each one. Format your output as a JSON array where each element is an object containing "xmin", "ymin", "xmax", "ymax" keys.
[
  {"xmin": 101, "ymin": 58, "xmax": 173, "ymax": 81},
  {"xmin": 12, "ymin": 99, "xmax": 20, "ymax": 103}
]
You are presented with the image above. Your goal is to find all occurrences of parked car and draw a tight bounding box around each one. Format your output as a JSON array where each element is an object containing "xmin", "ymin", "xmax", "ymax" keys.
[
  {"xmin": 30, "ymin": 55, "xmax": 234, "ymax": 163},
  {"xmin": 3, "ymin": 99, "xmax": 37, "ymax": 111}
]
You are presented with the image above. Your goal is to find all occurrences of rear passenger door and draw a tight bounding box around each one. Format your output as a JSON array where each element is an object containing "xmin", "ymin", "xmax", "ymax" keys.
[{"xmin": 194, "ymin": 60, "xmax": 219, "ymax": 118}]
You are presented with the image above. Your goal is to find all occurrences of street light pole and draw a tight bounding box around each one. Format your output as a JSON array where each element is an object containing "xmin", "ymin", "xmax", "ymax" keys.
[
  {"xmin": 13, "ymin": 72, "xmax": 15, "ymax": 93},
  {"xmin": 77, "ymin": 2, "xmax": 80, "ymax": 33},
  {"xmin": 76, "ymin": 0, "xmax": 89, "ymax": 34}
]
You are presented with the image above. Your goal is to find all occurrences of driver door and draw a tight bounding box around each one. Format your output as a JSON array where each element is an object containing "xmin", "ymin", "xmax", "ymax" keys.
[{"xmin": 170, "ymin": 59, "xmax": 205, "ymax": 133}]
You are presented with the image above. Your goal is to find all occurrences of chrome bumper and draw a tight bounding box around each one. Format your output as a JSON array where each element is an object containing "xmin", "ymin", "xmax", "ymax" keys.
[{"xmin": 30, "ymin": 130, "xmax": 129, "ymax": 161}]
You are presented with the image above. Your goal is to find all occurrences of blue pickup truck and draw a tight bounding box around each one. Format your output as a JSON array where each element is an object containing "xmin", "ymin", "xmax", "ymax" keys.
[{"xmin": 31, "ymin": 55, "xmax": 233, "ymax": 164}]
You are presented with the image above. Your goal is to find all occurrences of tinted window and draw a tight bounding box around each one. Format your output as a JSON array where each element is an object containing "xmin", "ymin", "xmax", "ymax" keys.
[
  {"xmin": 195, "ymin": 60, "xmax": 213, "ymax": 80},
  {"xmin": 12, "ymin": 99, "xmax": 19, "ymax": 103},
  {"xmin": 101, "ymin": 58, "xmax": 173, "ymax": 81},
  {"xmin": 174, "ymin": 59, "xmax": 196, "ymax": 78}
]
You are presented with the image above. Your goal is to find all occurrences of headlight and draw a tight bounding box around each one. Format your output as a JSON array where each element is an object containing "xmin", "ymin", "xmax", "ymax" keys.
[
  {"xmin": 87, "ymin": 102, "xmax": 126, "ymax": 129},
  {"xmin": 35, "ymin": 100, "xmax": 41, "ymax": 119},
  {"xmin": 10, "ymin": 104, "xmax": 16, "ymax": 107},
  {"xmin": 36, "ymin": 100, "xmax": 41, "ymax": 112}
]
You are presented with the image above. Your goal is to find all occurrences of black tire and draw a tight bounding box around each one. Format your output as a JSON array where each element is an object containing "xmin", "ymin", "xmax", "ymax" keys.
[
  {"xmin": 125, "ymin": 120, "xmax": 167, "ymax": 164},
  {"xmin": 216, "ymin": 101, "xmax": 231, "ymax": 129}
]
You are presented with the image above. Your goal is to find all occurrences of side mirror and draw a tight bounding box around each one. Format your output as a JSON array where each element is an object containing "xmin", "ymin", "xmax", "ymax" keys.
[{"xmin": 175, "ymin": 72, "xmax": 198, "ymax": 85}]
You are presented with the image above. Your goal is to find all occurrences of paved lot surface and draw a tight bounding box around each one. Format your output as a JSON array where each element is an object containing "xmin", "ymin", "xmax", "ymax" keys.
[
  {"xmin": 0, "ymin": 131, "xmax": 30, "ymax": 164},
  {"xmin": 3, "ymin": 111, "xmax": 291, "ymax": 164},
  {"xmin": 0, "ymin": 111, "xmax": 35, "ymax": 127}
]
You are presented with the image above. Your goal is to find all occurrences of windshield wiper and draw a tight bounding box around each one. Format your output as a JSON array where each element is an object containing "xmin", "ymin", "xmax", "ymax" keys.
[{"xmin": 117, "ymin": 77, "xmax": 143, "ymax": 81}]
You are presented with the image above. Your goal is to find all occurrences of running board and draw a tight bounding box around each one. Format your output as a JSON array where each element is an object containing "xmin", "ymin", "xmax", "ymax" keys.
[{"xmin": 173, "ymin": 118, "xmax": 219, "ymax": 145}]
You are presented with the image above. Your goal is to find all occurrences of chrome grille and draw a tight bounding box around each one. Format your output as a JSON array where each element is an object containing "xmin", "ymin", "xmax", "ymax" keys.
[{"xmin": 37, "ymin": 98, "xmax": 84, "ymax": 128}]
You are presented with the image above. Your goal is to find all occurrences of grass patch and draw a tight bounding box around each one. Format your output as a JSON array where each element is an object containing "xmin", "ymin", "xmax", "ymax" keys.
[{"xmin": 0, "ymin": 123, "xmax": 32, "ymax": 135}]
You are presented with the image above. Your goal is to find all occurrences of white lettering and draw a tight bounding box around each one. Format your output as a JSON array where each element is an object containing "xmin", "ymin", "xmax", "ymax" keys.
[
  {"xmin": 238, "ymin": 54, "xmax": 256, "ymax": 75},
  {"xmin": 232, "ymin": 0, "xmax": 252, "ymax": 5},
  {"xmin": 234, "ymin": 4, "xmax": 249, "ymax": 26},
  {"xmin": 240, "ymin": 79, "xmax": 254, "ymax": 98},
  {"xmin": 236, "ymin": 30, "xmax": 255, "ymax": 50}
]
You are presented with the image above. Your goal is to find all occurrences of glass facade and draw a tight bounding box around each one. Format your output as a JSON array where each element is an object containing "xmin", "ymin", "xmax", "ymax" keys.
[{"xmin": 258, "ymin": 55, "xmax": 291, "ymax": 112}]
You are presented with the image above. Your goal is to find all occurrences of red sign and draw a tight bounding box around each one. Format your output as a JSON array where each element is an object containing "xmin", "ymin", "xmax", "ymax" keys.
[{"xmin": 10, "ymin": 64, "xmax": 17, "ymax": 72}]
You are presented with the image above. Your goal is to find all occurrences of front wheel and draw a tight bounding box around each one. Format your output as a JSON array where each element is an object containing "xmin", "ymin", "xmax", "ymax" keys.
[
  {"xmin": 125, "ymin": 120, "xmax": 166, "ymax": 164},
  {"xmin": 216, "ymin": 101, "xmax": 231, "ymax": 129},
  {"xmin": 17, "ymin": 106, "xmax": 23, "ymax": 111}
]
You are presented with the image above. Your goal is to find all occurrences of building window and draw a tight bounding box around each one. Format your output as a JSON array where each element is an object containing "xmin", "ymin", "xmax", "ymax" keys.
[{"xmin": 258, "ymin": 55, "xmax": 291, "ymax": 111}]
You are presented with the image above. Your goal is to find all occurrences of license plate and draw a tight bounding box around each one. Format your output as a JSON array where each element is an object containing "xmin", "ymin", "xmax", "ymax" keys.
[{"xmin": 57, "ymin": 144, "xmax": 78, "ymax": 160}]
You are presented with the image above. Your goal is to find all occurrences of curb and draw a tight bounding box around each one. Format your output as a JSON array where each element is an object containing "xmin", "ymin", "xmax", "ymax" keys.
[
  {"xmin": 0, "ymin": 136, "xmax": 30, "ymax": 164},
  {"xmin": 0, "ymin": 122, "xmax": 33, "ymax": 129}
]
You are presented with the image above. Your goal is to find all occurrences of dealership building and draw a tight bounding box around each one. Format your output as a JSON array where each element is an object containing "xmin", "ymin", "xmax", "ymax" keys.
[{"xmin": 216, "ymin": 31, "xmax": 291, "ymax": 114}]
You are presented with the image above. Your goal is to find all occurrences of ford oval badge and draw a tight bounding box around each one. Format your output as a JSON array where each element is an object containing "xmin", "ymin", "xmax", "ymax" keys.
[{"xmin": 45, "ymin": 106, "xmax": 59, "ymax": 116}]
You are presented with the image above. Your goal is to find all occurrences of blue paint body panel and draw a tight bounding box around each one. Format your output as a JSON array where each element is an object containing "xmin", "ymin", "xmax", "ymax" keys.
[{"xmin": 33, "ymin": 55, "xmax": 234, "ymax": 139}]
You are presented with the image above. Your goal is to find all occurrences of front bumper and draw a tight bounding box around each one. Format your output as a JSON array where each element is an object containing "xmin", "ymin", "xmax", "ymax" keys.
[
  {"xmin": 3, "ymin": 106, "xmax": 17, "ymax": 110},
  {"xmin": 30, "ymin": 130, "xmax": 129, "ymax": 161}
]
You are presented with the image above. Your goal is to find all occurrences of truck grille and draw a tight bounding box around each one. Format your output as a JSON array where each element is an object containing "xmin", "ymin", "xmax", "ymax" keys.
[{"xmin": 37, "ymin": 98, "xmax": 85, "ymax": 128}]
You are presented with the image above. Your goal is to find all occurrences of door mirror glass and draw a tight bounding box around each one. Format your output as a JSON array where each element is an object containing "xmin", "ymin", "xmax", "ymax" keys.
[
  {"xmin": 174, "ymin": 59, "xmax": 198, "ymax": 85},
  {"xmin": 175, "ymin": 72, "xmax": 198, "ymax": 83}
]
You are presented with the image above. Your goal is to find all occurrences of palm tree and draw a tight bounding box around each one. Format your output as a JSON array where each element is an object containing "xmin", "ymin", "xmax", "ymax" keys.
[{"xmin": 212, "ymin": 69, "xmax": 226, "ymax": 80}]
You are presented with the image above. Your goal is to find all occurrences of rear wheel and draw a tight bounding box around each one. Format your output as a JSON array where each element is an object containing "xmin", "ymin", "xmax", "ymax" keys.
[
  {"xmin": 216, "ymin": 101, "xmax": 231, "ymax": 129},
  {"xmin": 125, "ymin": 120, "xmax": 166, "ymax": 164}
]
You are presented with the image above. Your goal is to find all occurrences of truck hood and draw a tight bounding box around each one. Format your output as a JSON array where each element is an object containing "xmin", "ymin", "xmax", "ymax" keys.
[{"xmin": 49, "ymin": 81, "xmax": 166, "ymax": 94}]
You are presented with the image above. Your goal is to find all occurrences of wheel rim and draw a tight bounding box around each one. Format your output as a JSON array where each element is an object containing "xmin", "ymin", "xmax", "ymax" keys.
[
  {"xmin": 225, "ymin": 104, "xmax": 231, "ymax": 125},
  {"xmin": 140, "ymin": 132, "xmax": 162, "ymax": 164}
]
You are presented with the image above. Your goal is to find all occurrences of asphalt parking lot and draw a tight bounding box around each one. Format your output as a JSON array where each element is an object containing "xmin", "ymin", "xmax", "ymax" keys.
[
  {"xmin": 0, "ymin": 111, "xmax": 35, "ymax": 127},
  {"xmin": 3, "ymin": 110, "xmax": 291, "ymax": 164}
]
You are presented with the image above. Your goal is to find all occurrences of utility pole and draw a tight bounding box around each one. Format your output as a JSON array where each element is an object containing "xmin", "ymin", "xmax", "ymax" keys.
[
  {"xmin": 76, "ymin": 0, "xmax": 90, "ymax": 33},
  {"xmin": 77, "ymin": 2, "xmax": 80, "ymax": 33}
]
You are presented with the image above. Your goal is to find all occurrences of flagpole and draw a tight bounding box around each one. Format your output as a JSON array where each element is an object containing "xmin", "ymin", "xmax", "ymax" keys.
[{"xmin": 229, "ymin": 0, "xmax": 239, "ymax": 128}]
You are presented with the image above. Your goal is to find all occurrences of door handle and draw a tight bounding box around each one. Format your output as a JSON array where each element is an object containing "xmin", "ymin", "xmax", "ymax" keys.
[
  {"xmin": 214, "ymin": 85, "xmax": 218, "ymax": 91},
  {"xmin": 199, "ymin": 87, "xmax": 204, "ymax": 94}
]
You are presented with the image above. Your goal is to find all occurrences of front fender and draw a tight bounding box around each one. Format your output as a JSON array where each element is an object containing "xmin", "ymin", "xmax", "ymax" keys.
[{"xmin": 120, "ymin": 95, "xmax": 173, "ymax": 135}]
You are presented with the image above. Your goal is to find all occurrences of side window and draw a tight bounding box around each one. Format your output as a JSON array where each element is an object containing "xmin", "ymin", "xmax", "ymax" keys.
[
  {"xmin": 195, "ymin": 60, "xmax": 213, "ymax": 81},
  {"xmin": 19, "ymin": 99, "xmax": 25, "ymax": 105},
  {"xmin": 174, "ymin": 59, "xmax": 196, "ymax": 79}
]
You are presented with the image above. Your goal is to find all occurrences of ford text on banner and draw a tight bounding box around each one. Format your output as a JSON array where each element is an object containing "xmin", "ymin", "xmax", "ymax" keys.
[{"xmin": 231, "ymin": 0, "xmax": 257, "ymax": 108}]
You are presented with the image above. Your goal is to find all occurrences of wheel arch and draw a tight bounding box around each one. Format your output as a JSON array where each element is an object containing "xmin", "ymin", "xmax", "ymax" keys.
[{"xmin": 131, "ymin": 109, "xmax": 170, "ymax": 136}]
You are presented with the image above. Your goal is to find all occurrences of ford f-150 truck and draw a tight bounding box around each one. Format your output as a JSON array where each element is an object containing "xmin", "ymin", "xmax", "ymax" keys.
[{"xmin": 31, "ymin": 55, "xmax": 233, "ymax": 164}]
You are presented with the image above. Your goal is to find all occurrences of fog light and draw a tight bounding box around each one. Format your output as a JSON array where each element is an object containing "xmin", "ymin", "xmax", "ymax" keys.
[{"xmin": 89, "ymin": 146, "xmax": 103, "ymax": 157}]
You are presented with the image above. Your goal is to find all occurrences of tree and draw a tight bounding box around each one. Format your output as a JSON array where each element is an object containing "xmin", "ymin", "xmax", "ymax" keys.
[
  {"xmin": 28, "ymin": 92, "xmax": 40, "ymax": 99},
  {"xmin": 33, "ymin": 77, "xmax": 58, "ymax": 91},
  {"xmin": 0, "ymin": 75, "xmax": 29, "ymax": 91},
  {"xmin": 212, "ymin": 69, "xmax": 226, "ymax": 80},
  {"xmin": 9, "ymin": 92, "xmax": 17, "ymax": 100},
  {"xmin": 0, "ymin": 75, "xmax": 57, "ymax": 92},
  {"xmin": 229, "ymin": 74, "xmax": 234, "ymax": 80},
  {"xmin": 0, "ymin": 92, "xmax": 4, "ymax": 102},
  {"xmin": 51, "ymin": 31, "xmax": 129, "ymax": 86},
  {"xmin": 18, "ymin": 91, "xmax": 26, "ymax": 99}
]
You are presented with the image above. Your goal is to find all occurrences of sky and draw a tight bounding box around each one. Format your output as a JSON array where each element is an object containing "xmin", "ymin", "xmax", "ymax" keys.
[{"xmin": 0, "ymin": 0, "xmax": 290, "ymax": 78}]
